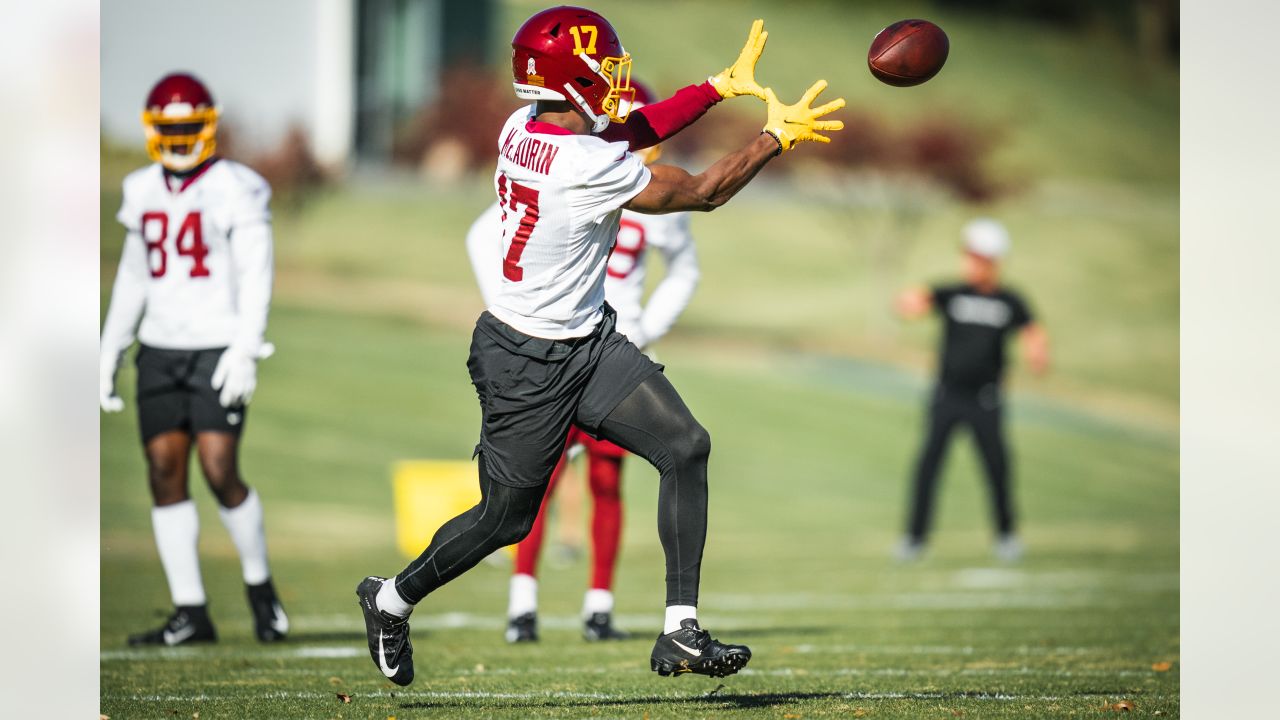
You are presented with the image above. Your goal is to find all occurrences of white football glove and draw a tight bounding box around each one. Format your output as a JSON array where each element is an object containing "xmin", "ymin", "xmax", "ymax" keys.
[
  {"xmin": 99, "ymin": 353, "xmax": 124, "ymax": 413},
  {"xmin": 211, "ymin": 343, "xmax": 274, "ymax": 408}
]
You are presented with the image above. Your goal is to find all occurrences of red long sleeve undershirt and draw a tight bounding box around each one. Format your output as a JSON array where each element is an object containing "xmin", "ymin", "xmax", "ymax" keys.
[{"xmin": 599, "ymin": 81, "xmax": 722, "ymax": 151}]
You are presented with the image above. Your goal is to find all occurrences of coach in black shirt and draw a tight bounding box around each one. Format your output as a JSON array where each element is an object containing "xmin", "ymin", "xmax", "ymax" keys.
[{"xmin": 895, "ymin": 219, "xmax": 1050, "ymax": 561}]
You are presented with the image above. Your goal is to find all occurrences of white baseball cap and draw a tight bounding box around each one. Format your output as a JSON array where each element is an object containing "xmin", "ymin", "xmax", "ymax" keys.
[{"xmin": 962, "ymin": 218, "xmax": 1011, "ymax": 259}]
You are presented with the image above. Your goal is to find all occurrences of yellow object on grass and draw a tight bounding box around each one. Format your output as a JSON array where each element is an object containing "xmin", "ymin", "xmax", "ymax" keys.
[{"xmin": 391, "ymin": 460, "xmax": 514, "ymax": 560}]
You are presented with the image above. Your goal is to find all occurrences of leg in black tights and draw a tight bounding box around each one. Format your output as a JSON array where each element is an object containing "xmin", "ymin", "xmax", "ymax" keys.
[
  {"xmin": 969, "ymin": 404, "xmax": 1014, "ymax": 536},
  {"xmin": 392, "ymin": 459, "xmax": 547, "ymax": 604},
  {"xmin": 906, "ymin": 396, "xmax": 961, "ymax": 543},
  {"xmin": 592, "ymin": 373, "xmax": 710, "ymax": 608}
]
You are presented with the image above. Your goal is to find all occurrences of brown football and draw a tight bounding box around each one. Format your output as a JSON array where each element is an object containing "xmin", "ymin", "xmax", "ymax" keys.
[{"xmin": 868, "ymin": 19, "xmax": 949, "ymax": 87}]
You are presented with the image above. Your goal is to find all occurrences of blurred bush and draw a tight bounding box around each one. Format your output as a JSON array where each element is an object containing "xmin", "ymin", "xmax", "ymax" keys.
[
  {"xmin": 392, "ymin": 67, "xmax": 512, "ymax": 178},
  {"xmin": 219, "ymin": 124, "xmax": 328, "ymax": 211}
]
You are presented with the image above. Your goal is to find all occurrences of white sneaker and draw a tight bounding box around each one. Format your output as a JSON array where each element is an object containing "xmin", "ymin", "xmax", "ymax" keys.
[
  {"xmin": 894, "ymin": 537, "xmax": 925, "ymax": 563},
  {"xmin": 994, "ymin": 535, "xmax": 1024, "ymax": 562}
]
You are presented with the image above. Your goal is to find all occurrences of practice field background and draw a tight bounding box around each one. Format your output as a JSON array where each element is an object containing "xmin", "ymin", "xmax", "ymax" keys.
[{"xmin": 101, "ymin": 1, "xmax": 1178, "ymax": 717}]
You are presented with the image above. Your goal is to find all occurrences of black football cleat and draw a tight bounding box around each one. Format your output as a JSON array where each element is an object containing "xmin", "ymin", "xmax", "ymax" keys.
[
  {"xmin": 247, "ymin": 578, "xmax": 289, "ymax": 642},
  {"xmin": 127, "ymin": 605, "xmax": 218, "ymax": 647},
  {"xmin": 583, "ymin": 612, "xmax": 630, "ymax": 642},
  {"xmin": 505, "ymin": 612, "xmax": 539, "ymax": 643},
  {"xmin": 356, "ymin": 576, "xmax": 414, "ymax": 686},
  {"xmin": 650, "ymin": 619, "xmax": 751, "ymax": 678}
]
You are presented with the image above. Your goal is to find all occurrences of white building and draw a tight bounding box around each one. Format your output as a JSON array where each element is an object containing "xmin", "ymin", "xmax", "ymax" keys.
[{"xmin": 101, "ymin": 0, "xmax": 494, "ymax": 169}]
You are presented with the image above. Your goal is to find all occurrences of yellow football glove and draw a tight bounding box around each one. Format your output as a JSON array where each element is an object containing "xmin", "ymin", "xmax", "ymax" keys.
[
  {"xmin": 762, "ymin": 80, "xmax": 846, "ymax": 151},
  {"xmin": 709, "ymin": 19, "xmax": 769, "ymax": 101}
]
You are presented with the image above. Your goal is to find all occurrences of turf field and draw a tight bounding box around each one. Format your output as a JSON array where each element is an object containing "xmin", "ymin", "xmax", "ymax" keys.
[{"xmin": 101, "ymin": 2, "xmax": 1177, "ymax": 716}]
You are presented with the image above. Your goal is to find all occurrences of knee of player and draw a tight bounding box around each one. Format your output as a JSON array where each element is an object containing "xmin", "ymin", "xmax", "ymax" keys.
[
  {"xmin": 146, "ymin": 454, "xmax": 186, "ymax": 487},
  {"xmin": 202, "ymin": 465, "xmax": 245, "ymax": 505},
  {"xmin": 672, "ymin": 421, "xmax": 711, "ymax": 464},
  {"xmin": 501, "ymin": 516, "xmax": 538, "ymax": 546}
]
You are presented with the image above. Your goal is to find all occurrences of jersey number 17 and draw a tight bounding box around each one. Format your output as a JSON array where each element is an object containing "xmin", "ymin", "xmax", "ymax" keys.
[{"xmin": 496, "ymin": 173, "xmax": 540, "ymax": 282}]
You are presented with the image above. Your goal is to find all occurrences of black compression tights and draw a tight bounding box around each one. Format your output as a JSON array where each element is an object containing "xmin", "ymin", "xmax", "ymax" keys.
[
  {"xmin": 596, "ymin": 373, "xmax": 710, "ymax": 607},
  {"xmin": 393, "ymin": 373, "xmax": 710, "ymax": 608}
]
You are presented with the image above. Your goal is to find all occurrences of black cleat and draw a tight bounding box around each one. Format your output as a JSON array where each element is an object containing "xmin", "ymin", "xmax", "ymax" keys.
[
  {"xmin": 650, "ymin": 619, "xmax": 751, "ymax": 678},
  {"xmin": 583, "ymin": 612, "xmax": 630, "ymax": 642},
  {"xmin": 247, "ymin": 578, "xmax": 289, "ymax": 642},
  {"xmin": 505, "ymin": 612, "xmax": 539, "ymax": 643},
  {"xmin": 127, "ymin": 605, "xmax": 217, "ymax": 647},
  {"xmin": 356, "ymin": 576, "xmax": 414, "ymax": 686}
]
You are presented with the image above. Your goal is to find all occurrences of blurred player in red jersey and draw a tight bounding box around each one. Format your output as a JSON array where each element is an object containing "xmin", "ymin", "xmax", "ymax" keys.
[
  {"xmin": 100, "ymin": 73, "xmax": 288, "ymax": 646},
  {"xmin": 466, "ymin": 80, "xmax": 702, "ymax": 643},
  {"xmin": 357, "ymin": 7, "xmax": 844, "ymax": 685}
]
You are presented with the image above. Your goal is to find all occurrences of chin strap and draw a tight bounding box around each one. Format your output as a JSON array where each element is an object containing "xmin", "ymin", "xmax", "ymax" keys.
[{"xmin": 562, "ymin": 82, "xmax": 610, "ymax": 133}]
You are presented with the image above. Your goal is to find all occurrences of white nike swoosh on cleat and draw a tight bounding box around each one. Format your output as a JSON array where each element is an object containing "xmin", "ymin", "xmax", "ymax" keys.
[
  {"xmin": 270, "ymin": 603, "xmax": 289, "ymax": 634},
  {"xmin": 377, "ymin": 631, "xmax": 400, "ymax": 677},
  {"xmin": 672, "ymin": 639, "xmax": 702, "ymax": 657},
  {"xmin": 163, "ymin": 625, "xmax": 196, "ymax": 646}
]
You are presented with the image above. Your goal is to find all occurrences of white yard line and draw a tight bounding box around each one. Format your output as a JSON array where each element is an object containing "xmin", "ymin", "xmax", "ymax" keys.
[{"xmin": 786, "ymin": 643, "xmax": 1107, "ymax": 656}]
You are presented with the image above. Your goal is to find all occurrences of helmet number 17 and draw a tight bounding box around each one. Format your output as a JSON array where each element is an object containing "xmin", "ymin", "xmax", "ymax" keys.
[
  {"xmin": 496, "ymin": 173, "xmax": 540, "ymax": 282},
  {"xmin": 569, "ymin": 25, "xmax": 598, "ymax": 56}
]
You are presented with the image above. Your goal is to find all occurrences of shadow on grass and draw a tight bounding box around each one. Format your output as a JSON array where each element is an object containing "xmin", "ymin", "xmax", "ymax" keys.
[
  {"xmin": 398, "ymin": 690, "xmax": 851, "ymax": 711},
  {"xmin": 397, "ymin": 688, "xmax": 1158, "ymax": 711}
]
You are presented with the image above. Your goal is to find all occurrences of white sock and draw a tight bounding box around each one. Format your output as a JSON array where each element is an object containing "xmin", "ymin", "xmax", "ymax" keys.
[
  {"xmin": 151, "ymin": 500, "xmax": 206, "ymax": 606},
  {"xmin": 376, "ymin": 576, "xmax": 414, "ymax": 618},
  {"xmin": 664, "ymin": 605, "xmax": 696, "ymax": 634},
  {"xmin": 508, "ymin": 573, "xmax": 538, "ymax": 617},
  {"xmin": 218, "ymin": 488, "xmax": 271, "ymax": 585},
  {"xmin": 583, "ymin": 588, "xmax": 614, "ymax": 616}
]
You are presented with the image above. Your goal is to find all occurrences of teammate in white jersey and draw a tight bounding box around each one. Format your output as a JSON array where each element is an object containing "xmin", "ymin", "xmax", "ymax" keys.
[
  {"xmin": 358, "ymin": 7, "xmax": 845, "ymax": 685},
  {"xmin": 100, "ymin": 73, "xmax": 288, "ymax": 646},
  {"xmin": 467, "ymin": 80, "xmax": 701, "ymax": 644}
]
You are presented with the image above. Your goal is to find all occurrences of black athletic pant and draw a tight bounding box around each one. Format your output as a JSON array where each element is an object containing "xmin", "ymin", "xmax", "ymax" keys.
[
  {"xmin": 394, "ymin": 372, "xmax": 709, "ymax": 607},
  {"xmin": 906, "ymin": 384, "xmax": 1014, "ymax": 542}
]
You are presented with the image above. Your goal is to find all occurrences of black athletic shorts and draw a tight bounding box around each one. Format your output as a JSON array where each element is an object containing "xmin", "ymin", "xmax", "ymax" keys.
[
  {"xmin": 468, "ymin": 304, "xmax": 662, "ymax": 488},
  {"xmin": 135, "ymin": 344, "xmax": 246, "ymax": 443}
]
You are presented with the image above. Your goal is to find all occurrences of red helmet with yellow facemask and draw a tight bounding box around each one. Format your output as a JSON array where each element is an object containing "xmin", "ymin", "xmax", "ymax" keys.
[
  {"xmin": 511, "ymin": 6, "xmax": 634, "ymax": 134},
  {"xmin": 141, "ymin": 72, "xmax": 219, "ymax": 172}
]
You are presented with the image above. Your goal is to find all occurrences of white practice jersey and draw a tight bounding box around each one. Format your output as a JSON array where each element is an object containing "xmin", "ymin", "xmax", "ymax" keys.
[
  {"xmin": 101, "ymin": 159, "xmax": 273, "ymax": 356},
  {"xmin": 467, "ymin": 203, "xmax": 699, "ymax": 348},
  {"xmin": 486, "ymin": 106, "xmax": 652, "ymax": 339}
]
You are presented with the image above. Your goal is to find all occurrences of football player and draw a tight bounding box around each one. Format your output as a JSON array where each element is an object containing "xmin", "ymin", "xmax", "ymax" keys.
[
  {"xmin": 358, "ymin": 8, "xmax": 844, "ymax": 685},
  {"xmin": 895, "ymin": 219, "xmax": 1051, "ymax": 562},
  {"xmin": 465, "ymin": 80, "xmax": 701, "ymax": 643},
  {"xmin": 100, "ymin": 73, "xmax": 288, "ymax": 645}
]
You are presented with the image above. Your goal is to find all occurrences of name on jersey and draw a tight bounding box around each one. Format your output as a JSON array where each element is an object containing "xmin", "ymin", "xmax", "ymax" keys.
[
  {"xmin": 501, "ymin": 129, "xmax": 560, "ymax": 175},
  {"xmin": 947, "ymin": 295, "xmax": 1011, "ymax": 328}
]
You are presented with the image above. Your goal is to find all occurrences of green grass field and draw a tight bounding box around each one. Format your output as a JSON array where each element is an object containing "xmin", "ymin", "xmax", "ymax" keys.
[
  {"xmin": 102, "ymin": 1, "xmax": 1177, "ymax": 716},
  {"xmin": 100, "ymin": 307, "xmax": 1178, "ymax": 719}
]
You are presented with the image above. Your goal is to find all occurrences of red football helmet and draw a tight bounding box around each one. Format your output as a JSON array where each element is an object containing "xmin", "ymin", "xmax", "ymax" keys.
[
  {"xmin": 141, "ymin": 72, "xmax": 219, "ymax": 172},
  {"xmin": 511, "ymin": 6, "xmax": 634, "ymax": 133}
]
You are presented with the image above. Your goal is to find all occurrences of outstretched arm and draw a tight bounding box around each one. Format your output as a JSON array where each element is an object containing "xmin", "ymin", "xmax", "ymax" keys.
[
  {"xmin": 599, "ymin": 82, "xmax": 722, "ymax": 151},
  {"xmin": 896, "ymin": 286, "xmax": 933, "ymax": 319},
  {"xmin": 624, "ymin": 78, "xmax": 845, "ymax": 214},
  {"xmin": 624, "ymin": 133, "xmax": 778, "ymax": 214}
]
